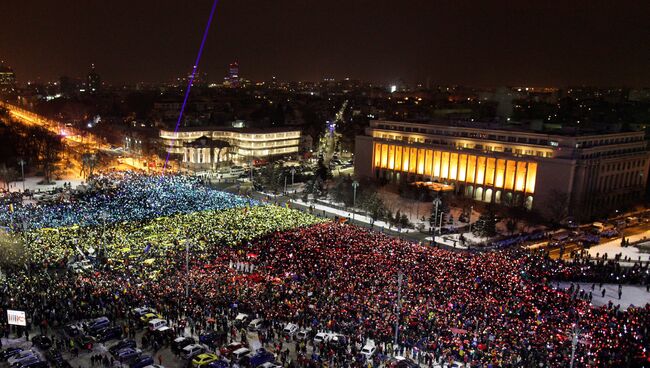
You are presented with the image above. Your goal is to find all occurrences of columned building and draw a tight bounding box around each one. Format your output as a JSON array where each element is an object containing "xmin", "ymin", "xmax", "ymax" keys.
[
  {"xmin": 355, "ymin": 120, "xmax": 650, "ymax": 220},
  {"xmin": 160, "ymin": 126, "xmax": 301, "ymax": 171}
]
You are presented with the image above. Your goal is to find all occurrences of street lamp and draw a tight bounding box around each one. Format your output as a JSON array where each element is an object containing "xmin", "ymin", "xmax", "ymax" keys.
[
  {"xmin": 352, "ymin": 180, "xmax": 359, "ymax": 220},
  {"xmin": 185, "ymin": 239, "xmax": 191, "ymax": 298},
  {"xmin": 17, "ymin": 159, "xmax": 26, "ymax": 192},
  {"xmin": 99, "ymin": 211, "xmax": 108, "ymax": 256},
  {"xmin": 468, "ymin": 205, "xmax": 474, "ymax": 235},
  {"xmin": 394, "ymin": 272, "xmax": 403, "ymax": 347},
  {"xmin": 432, "ymin": 196, "xmax": 442, "ymax": 235}
]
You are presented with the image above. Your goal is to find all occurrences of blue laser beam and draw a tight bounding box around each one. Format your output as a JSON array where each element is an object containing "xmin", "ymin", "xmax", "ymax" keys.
[{"xmin": 162, "ymin": 0, "xmax": 219, "ymax": 174}]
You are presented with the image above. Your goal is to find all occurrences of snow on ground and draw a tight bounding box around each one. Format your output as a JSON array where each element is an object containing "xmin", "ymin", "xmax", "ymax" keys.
[
  {"xmin": 291, "ymin": 198, "xmax": 417, "ymax": 233},
  {"xmin": 588, "ymin": 230, "xmax": 650, "ymax": 262},
  {"xmin": 425, "ymin": 232, "xmax": 489, "ymax": 249},
  {"xmin": 7, "ymin": 176, "xmax": 85, "ymax": 193},
  {"xmin": 556, "ymin": 282, "xmax": 650, "ymax": 310}
]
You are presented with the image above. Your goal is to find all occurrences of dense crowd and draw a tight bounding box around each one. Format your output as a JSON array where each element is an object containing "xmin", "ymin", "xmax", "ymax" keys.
[
  {"xmin": 22, "ymin": 205, "xmax": 323, "ymax": 264},
  {"xmin": 1, "ymin": 172, "xmax": 648, "ymax": 367},
  {"xmin": 1, "ymin": 172, "xmax": 258, "ymax": 230}
]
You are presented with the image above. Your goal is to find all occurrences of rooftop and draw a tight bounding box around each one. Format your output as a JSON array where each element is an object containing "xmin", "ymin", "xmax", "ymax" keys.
[
  {"xmin": 372, "ymin": 119, "xmax": 644, "ymax": 138},
  {"xmin": 161, "ymin": 125, "xmax": 300, "ymax": 134}
]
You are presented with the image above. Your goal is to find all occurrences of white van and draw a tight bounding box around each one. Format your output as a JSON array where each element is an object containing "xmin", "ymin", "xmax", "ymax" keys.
[
  {"xmin": 231, "ymin": 347, "xmax": 251, "ymax": 362},
  {"xmin": 148, "ymin": 318, "xmax": 167, "ymax": 331},
  {"xmin": 247, "ymin": 318, "xmax": 264, "ymax": 332}
]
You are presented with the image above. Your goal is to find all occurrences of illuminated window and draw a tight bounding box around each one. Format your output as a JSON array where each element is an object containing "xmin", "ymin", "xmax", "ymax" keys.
[
  {"xmin": 515, "ymin": 162, "xmax": 527, "ymax": 191},
  {"xmin": 467, "ymin": 155, "xmax": 476, "ymax": 183},
  {"xmin": 495, "ymin": 159, "xmax": 506, "ymax": 188},
  {"xmin": 409, "ymin": 147, "xmax": 417, "ymax": 173},
  {"xmin": 424, "ymin": 150, "xmax": 433, "ymax": 176},
  {"xmin": 395, "ymin": 145, "xmax": 402, "ymax": 171},
  {"xmin": 374, "ymin": 143, "xmax": 381, "ymax": 168},
  {"xmin": 388, "ymin": 145, "xmax": 396, "ymax": 169},
  {"xmin": 449, "ymin": 153, "xmax": 458, "ymax": 180},
  {"xmin": 476, "ymin": 156, "xmax": 486, "ymax": 185},
  {"xmin": 433, "ymin": 151, "xmax": 441, "ymax": 177},
  {"xmin": 458, "ymin": 154, "xmax": 467, "ymax": 181},
  {"xmin": 441, "ymin": 152, "xmax": 450, "ymax": 179},
  {"xmin": 525, "ymin": 162, "xmax": 537, "ymax": 193},
  {"xmin": 417, "ymin": 148, "xmax": 425, "ymax": 174},
  {"xmin": 485, "ymin": 158, "xmax": 496, "ymax": 186},
  {"xmin": 402, "ymin": 147, "xmax": 410, "ymax": 172},
  {"xmin": 505, "ymin": 160, "xmax": 516, "ymax": 190},
  {"xmin": 381, "ymin": 144, "xmax": 388, "ymax": 168}
]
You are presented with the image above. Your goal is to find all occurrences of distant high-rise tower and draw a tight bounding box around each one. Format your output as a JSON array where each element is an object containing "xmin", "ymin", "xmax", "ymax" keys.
[
  {"xmin": 87, "ymin": 64, "xmax": 101, "ymax": 94},
  {"xmin": 225, "ymin": 62, "xmax": 241, "ymax": 87},
  {"xmin": 0, "ymin": 62, "xmax": 17, "ymax": 95}
]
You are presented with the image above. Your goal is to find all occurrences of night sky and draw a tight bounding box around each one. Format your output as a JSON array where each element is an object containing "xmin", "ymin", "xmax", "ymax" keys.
[{"xmin": 1, "ymin": 0, "xmax": 648, "ymax": 87}]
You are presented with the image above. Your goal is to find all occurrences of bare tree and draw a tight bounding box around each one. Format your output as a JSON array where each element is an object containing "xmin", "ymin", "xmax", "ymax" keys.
[{"xmin": 0, "ymin": 164, "xmax": 18, "ymax": 190}]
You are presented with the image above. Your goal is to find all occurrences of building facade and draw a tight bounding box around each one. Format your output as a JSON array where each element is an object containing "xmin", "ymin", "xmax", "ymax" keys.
[
  {"xmin": 0, "ymin": 65, "xmax": 16, "ymax": 95},
  {"xmin": 355, "ymin": 120, "xmax": 650, "ymax": 219},
  {"xmin": 160, "ymin": 126, "xmax": 301, "ymax": 170}
]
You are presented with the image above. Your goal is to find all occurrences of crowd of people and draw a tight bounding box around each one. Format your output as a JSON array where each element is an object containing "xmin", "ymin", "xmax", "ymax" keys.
[
  {"xmin": 0, "ymin": 172, "xmax": 258, "ymax": 230},
  {"xmin": 1, "ymin": 172, "xmax": 648, "ymax": 367}
]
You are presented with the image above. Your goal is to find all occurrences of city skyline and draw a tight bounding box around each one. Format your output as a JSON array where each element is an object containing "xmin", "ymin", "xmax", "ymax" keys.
[{"xmin": 1, "ymin": 0, "xmax": 649, "ymax": 87}]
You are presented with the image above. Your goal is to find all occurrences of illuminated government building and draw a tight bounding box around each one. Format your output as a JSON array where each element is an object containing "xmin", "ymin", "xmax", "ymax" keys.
[
  {"xmin": 160, "ymin": 126, "xmax": 300, "ymax": 170},
  {"xmin": 355, "ymin": 120, "xmax": 650, "ymax": 219}
]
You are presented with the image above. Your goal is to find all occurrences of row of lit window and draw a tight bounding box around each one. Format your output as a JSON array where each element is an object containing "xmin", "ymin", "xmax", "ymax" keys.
[
  {"xmin": 374, "ymin": 133, "xmax": 554, "ymax": 158},
  {"xmin": 373, "ymin": 143, "xmax": 537, "ymax": 194},
  {"xmin": 236, "ymin": 146, "xmax": 299, "ymax": 156}
]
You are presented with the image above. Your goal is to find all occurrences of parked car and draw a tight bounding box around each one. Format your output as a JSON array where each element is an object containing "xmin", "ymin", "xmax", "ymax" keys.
[
  {"xmin": 130, "ymin": 355, "xmax": 154, "ymax": 368},
  {"xmin": 228, "ymin": 347, "xmax": 251, "ymax": 364},
  {"xmin": 248, "ymin": 348, "xmax": 275, "ymax": 367},
  {"xmin": 75, "ymin": 334, "xmax": 96, "ymax": 351},
  {"xmin": 219, "ymin": 342, "xmax": 244, "ymax": 357},
  {"xmin": 0, "ymin": 347, "xmax": 23, "ymax": 360},
  {"xmin": 247, "ymin": 318, "xmax": 265, "ymax": 332},
  {"xmin": 191, "ymin": 353, "xmax": 219, "ymax": 366},
  {"xmin": 206, "ymin": 361, "xmax": 229, "ymax": 368},
  {"xmin": 234, "ymin": 313, "xmax": 250, "ymax": 328},
  {"xmin": 282, "ymin": 323, "xmax": 298, "ymax": 337},
  {"xmin": 19, "ymin": 361, "xmax": 49, "ymax": 368},
  {"xmin": 116, "ymin": 348, "xmax": 142, "ymax": 363},
  {"xmin": 199, "ymin": 331, "xmax": 225, "ymax": 348},
  {"xmin": 181, "ymin": 344, "xmax": 205, "ymax": 360},
  {"xmin": 109, "ymin": 340, "xmax": 137, "ymax": 356},
  {"xmin": 171, "ymin": 336, "xmax": 195, "ymax": 354},
  {"xmin": 8, "ymin": 350, "xmax": 37, "ymax": 366},
  {"xmin": 98, "ymin": 326, "xmax": 123, "ymax": 342},
  {"xmin": 360, "ymin": 340, "xmax": 376, "ymax": 359},
  {"xmin": 32, "ymin": 335, "xmax": 53, "ymax": 350}
]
